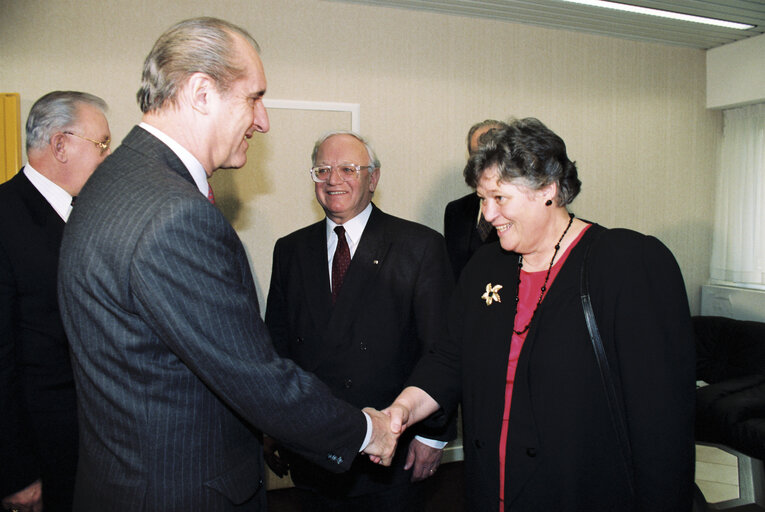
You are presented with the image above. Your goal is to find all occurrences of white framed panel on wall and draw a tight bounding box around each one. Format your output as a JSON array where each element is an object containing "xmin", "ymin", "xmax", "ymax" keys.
[{"xmin": 264, "ymin": 99, "xmax": 360, "ymax": 133}]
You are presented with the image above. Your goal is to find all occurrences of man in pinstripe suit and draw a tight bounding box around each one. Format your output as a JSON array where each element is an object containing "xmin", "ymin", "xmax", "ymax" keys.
[{"xmin": 58, "ymin": 18, "xmax": 398, "ymax": 512}]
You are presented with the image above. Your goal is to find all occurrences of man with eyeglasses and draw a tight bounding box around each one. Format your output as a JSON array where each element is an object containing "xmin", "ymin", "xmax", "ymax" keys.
[
  {"xmin": 265, "ymin": 131, "xmax": 455, "ymax": 511},
  {"xmin": 0, "ymin": 90, "xmax": 110, "ymax": 512}
]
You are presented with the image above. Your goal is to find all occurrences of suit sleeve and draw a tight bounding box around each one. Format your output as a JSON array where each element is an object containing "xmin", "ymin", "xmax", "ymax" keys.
[
  {"xmin": 0, "ymin": 240, "xmax": 41, "ymax": 497},
  {"xmin": 406, "ymin": 260, "xmax": 466, "ymax": 423},
  {"xmin": 593, "ymin": 233, "xmax": 696, "ymax": 511},
  {"xmin": 130, "ymin": 199, "xmax": 366, "ymax": 472},
  {"xmin": 407, "ymin": 232, "xmax": 458, "ymax": 442}
]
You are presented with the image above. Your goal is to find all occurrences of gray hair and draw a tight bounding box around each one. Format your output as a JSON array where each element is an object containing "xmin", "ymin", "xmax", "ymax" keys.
[
  {"xmin": 137, "ymin": 17, "xmax": 260, "ymax": 113},
  {"xmin": 311, "ymin": 131, "xmax": 381, "ymax": 170},
  {"xmin": 465, "ymin": 117, "xmax": 581, "ymax": 206},
  {"xmin": 466, "ymin": 119, "xmax": 506, "ymax": 154},
  {"xmin": 26, "ymin": 91, "xmax": 108, "ymax": 151}
]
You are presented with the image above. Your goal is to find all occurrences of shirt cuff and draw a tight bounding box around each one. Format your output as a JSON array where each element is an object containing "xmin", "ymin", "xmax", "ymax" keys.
[
  {"xmin": 359, "ymin": 410, "xmax": 373, "ymax": 452},
  {"xmin": 414, "ymin": 435, "xmax": 447, "ymax": 449}
]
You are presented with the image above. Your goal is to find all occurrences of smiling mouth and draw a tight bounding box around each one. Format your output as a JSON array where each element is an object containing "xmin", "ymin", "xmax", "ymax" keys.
[
  {"xmin": 327, "ymin": 191, "xmax": 347, "ymax": 196},
  {"xmin": 496, "ymin": 223, "xmax": 512, "ymax": 233}
]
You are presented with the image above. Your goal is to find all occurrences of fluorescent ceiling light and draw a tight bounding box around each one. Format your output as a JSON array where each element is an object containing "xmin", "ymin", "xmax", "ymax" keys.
[{"xmin": 560, "ymin": 0, "xmax": 755, "ymax": 30}]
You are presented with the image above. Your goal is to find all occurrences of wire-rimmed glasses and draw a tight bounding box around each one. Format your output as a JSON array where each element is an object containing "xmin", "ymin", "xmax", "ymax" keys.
[{"xmin": 64, "ymin": 131, "xmax": 111, "ymax": 155}]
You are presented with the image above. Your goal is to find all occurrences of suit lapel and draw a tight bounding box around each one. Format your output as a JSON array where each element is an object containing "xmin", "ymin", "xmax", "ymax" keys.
[
  {"xmin": 297, "ymin": 221, "xmax": 333, "ymax": 332},
  {"xmin": 324, "ymin": 205, "xmax": 390, "ymax": 343},
  {"xmin": 14, "ymin": 171, "xmax": 65, "ymax": 250}
]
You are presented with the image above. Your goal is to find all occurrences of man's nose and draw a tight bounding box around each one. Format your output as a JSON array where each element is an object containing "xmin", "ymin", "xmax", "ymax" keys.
[
  {"xmin": 327, "ymin": 167, "xmax": 345, "ymax": 185},
  {"xmin": 253, "ymin": 102, "xmax": 269, "ymax": 133}
]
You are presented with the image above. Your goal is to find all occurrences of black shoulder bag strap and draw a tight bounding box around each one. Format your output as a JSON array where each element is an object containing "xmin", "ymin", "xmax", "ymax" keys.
[{"xmin": 580, "ymin": 232, "xmax": 636, "ymax": 496}]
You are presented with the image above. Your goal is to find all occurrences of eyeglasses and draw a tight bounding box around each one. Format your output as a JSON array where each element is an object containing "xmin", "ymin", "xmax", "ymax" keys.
[
  {"xmin": 64, "ymin": 131, "xmax": 111, "ymax": 155},
  {"xmin": 310, "ymin": 163, "xmax": 374, "ymax": 183}
]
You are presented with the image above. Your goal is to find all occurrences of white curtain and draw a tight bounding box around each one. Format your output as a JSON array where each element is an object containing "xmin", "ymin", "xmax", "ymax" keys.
[{"xmin": 710, "ymin": 103, "xmax": 765, "ymax": 285}]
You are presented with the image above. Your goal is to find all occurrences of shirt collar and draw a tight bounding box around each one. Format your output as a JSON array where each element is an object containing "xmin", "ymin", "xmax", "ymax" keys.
[
  {"xmin": 139, "ymin": 122, "xmax": 209, "ymax": 197},
  {"xmin": 23, "ymin": 163, "xmax": 73, "ymax": 222},
  {"xmin": 325, "ymin": 202, "xmax": 373, "ymax": 251}
]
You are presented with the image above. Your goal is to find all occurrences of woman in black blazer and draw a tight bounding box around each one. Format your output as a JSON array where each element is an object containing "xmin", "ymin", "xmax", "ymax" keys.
[{"xmin": 387, "ymin": 118, "xmax": 696, "ymax": 511}]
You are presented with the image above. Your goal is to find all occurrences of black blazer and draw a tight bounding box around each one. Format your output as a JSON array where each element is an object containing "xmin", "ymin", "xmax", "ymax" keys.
[
  {"xmin": 0, "ymin": 170, "xmax": 78, "ymax": 509},
  {"xmin": 265, "ymin": 205, "xmax": 455, "ymax": 496},
  {"xmin": 410, "ymin": 225, "xmax": 696, "ymax": 511},
  {"xmin": 444, "ymin": 192, "xmax": 497, "ymax": 280},
  {"xmin": 58, "ymin": 126, "xmax": 368, "ymax": 511}
]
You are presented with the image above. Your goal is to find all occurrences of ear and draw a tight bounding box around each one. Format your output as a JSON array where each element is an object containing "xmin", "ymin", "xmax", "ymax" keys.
[
  {"xmin": 540, "ymin": 182, "xmax": 558, "ymax": 204},
  {"xmin": 186, "ymin": 72, "xmax": 216, "ymax": 115},
  {"xmin": 368, "ymin": 167, "xmax": 381, "ymax": 192},
  {"xmin": 50, "ymin": 132, "xmax": 69, "ymax": 163}
]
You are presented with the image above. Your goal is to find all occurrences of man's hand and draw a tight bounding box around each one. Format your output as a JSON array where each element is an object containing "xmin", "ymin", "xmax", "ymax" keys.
[
  {"xmin": 2, "ymin": 479, "xmax": 43, "ymax": 512},
  {"xmin": 263, "ymin": 435, "xmax": 290, "ymax": 478},
  {"xmin": 362, "ymin": 407, "xmax": 404, "ymax": 466},
  {"xmin": 404, "ymin": 438, "xmax": 444, "ymax": 482}
]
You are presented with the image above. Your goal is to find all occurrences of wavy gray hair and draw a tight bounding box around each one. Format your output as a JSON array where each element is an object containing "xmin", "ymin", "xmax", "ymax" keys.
[
  {"xmin": 26, "ymin": 91, "xmax": 107, "ymax": 151},
  {"xmin": 136, "ymin": 17, "xmax": 260, "ymax": 113},
  {"xmin": 465, "ymin": 117, "xmax": 581, "ymax": 206}
]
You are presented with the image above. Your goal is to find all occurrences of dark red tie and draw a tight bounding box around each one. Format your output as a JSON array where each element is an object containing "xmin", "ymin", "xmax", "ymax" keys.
[
  {"xmin": 207, "ymin": 184, "xmax": 215, "ymax": 204},
  {"xmin": 332, "ymin": 226, "xmax": 351, "ymax": 304}
]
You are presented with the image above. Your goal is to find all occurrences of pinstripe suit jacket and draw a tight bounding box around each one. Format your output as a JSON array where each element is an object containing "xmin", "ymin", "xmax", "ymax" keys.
[{"xmin": 58, "ymin": 126, "xmax": 367, "ymax": 512}]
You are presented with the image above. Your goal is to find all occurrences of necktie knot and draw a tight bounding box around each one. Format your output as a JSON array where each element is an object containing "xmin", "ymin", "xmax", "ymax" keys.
[
  {"xmin": 207, "ymin": 184, "xmax": 215, "ymax": 204},
  {"xmin": 332, "ymin": 226, "xmax": 351, "ymax": 304}
]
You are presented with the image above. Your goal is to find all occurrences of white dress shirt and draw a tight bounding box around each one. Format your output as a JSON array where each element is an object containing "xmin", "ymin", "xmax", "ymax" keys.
[
  {"xmin": 139, "ymin": 122, "xmax": 211, "ymax": 199},
  {"xmin": 325, "ymin": 203, "xmax": 373, "ymax": 287},
  {"xmin": 23, "ymin": 164, "xmax": 74, "ymax": 222}
]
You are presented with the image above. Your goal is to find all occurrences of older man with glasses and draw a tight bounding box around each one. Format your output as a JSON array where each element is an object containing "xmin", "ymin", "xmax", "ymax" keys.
[
  {"xmin": 264, "ymin": 131, "xmax": 456, "ymax": 512},
  {"xmin": 0, "ymin": 90, "xmax": 110, "ymax": 512}
]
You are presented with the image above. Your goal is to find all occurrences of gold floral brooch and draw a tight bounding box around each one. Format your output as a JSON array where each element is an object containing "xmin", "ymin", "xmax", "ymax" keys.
[{"xmin": 482, "ymin": 283, "xmax": 503, "ymax": 306}]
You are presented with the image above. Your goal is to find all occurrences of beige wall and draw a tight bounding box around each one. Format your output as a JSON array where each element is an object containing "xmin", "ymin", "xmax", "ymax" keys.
[{"xmin": 0, "ymin": 0, "xmax": 719, "ymax": 313}]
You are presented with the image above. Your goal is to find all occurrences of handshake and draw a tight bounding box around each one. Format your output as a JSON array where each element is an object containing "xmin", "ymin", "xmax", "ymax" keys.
[
  {"xmin": 361, "ymin": 387, "xmax": 441, "ymax": 474},
  {"xmin": 361, "ymin": 404, "xmax": 411, "ymax": 466},
  {"xmin": 265, "ymin": 388, "xmax": 441, "ymax": 481}
]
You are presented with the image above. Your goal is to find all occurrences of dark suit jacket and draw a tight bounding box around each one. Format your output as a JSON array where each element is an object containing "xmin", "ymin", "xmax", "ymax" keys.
[
  {"xmin": 410, "ymin": 225, "xmax": 696, "ymax": 511},
  {"xmin": 58, "ymin": 126, "xmax": 367, "ymax": 512},
  {"xmin": 265, "ymin": 205, "xmax": 455, "ymax": 497},
  {"xmin": 443, "ymin": 192, "xmax": 497, "ymax": 280},
  {"xmin": 0, "ymin": 170, "xmax": 78, "ymax": 509}
]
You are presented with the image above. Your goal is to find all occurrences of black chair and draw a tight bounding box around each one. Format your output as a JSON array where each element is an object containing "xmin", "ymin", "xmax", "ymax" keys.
[{"xmin": 694, "ymin": 315, "xmax": 765, "ymax": 511}]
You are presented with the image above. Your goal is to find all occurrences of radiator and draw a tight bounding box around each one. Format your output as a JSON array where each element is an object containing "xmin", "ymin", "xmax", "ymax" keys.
[{"xmin": 700, "ymin": 284, "xmax": 765, "ymax": 323}]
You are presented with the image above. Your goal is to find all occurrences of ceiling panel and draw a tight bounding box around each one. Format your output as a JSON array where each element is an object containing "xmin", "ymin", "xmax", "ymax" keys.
[{"xmin": 327, "ymin": 0, "xmax": 765, "ymax": 49}]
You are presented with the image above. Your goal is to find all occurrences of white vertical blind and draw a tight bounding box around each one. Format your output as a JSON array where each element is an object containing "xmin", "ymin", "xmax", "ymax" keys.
[{"xmin": 711, "ymin": 103, "xmax": 765, "ymax": 285}]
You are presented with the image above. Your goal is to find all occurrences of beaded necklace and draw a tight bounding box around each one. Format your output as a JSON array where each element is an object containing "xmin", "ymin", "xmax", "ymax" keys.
[{"xmin": 512, "ymin": 212, "xmax": 575, "ymax": 336}]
